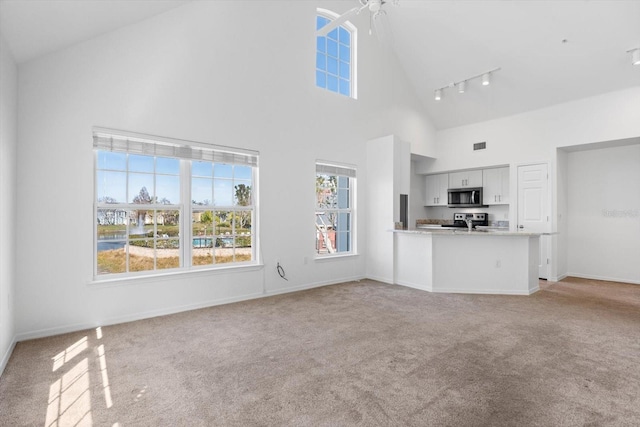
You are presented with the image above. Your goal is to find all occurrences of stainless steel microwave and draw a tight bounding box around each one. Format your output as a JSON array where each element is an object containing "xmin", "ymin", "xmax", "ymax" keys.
[{"xmin": 448, "ymin": 187, "xmax": 485, "ymax": 208}]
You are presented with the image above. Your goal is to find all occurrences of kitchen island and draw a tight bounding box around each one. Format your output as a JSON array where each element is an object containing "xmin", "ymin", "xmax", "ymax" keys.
[{"xmin": 392, "ymin": 229, "xmax": 541, "ymax": 295}]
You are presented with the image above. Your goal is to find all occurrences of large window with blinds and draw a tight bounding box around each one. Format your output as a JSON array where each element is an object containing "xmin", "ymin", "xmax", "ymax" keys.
[
  {"xmin": 94, "ymin": 130, "xmax": 258, "ymax": 278},
  {"xmin": 315, "ymin": 161, "xmax": 356, "ymax": 256}
]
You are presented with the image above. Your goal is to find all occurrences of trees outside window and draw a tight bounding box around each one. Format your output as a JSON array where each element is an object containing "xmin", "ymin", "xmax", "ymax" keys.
[
  {"xmin": 95, "ymin": 132, "xmax": 257, "ymax": 278},
  {"xmin": 315, "ymin": 162, "xmax": 356, "ymax": 255}
]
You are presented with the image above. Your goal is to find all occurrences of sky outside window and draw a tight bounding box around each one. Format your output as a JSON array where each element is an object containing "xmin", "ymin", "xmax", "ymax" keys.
[{"xmin": 316, "ymin": 13, "xmax": 352, "ymax": 97}]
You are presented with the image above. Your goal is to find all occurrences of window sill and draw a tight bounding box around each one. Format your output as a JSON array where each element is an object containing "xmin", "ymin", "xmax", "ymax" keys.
[
  {"xmin": 89, "ymin": 263, "xmax": 264, "ymax": 287},
  {"xmin": 314, "ymin": 253, "xmax": 359, "ymax": 262}
]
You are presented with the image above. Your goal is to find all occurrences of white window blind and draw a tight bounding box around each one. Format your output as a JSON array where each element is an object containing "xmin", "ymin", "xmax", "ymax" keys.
[
  {"xmin": 93, "ymin": 133, "xmax": 258, "ymax": 167},
  {"xmin": 316, "ymin": 162, "xmax": 356, "ymax": 178}
]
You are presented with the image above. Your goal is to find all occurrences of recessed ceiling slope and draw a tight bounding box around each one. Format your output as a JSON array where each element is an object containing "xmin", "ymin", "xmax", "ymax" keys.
[
  {"xmin": 0, "ymin": 0, "xmax": 638, "ymax": 130},
  {"xmin": 0, "ymin": 0, "xmax": 191, "ymax": 64}
]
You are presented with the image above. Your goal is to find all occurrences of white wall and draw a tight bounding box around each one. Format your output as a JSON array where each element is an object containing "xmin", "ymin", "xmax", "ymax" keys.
[
  {"xmin": 425, "ymin": 87, "xmax": 640, "ymax": 280},
  {"xmin": 566, "ymin": 144, "xmax": 640, "ymax": 283},
  {"xmin": 431, "ymin": 87, "xmax": 640, "ymax": 173},
  {"xmin": 14, "ymin": 1, "xmax": 435, "ymax": 339},
  {"xmin": 0, "ymin": 34, "xmax": 18, "ymax": 374}
]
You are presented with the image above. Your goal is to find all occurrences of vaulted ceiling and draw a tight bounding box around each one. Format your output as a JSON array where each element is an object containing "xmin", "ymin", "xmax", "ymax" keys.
[{"xmin": 1, "ymin": 0, "xmax": 639, "ymax": 130}]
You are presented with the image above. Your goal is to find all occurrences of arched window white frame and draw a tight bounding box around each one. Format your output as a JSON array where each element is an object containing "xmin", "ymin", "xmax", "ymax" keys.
[{"xmin": 316, "ymin": 8, "xmax": 357, "ymax": 99}]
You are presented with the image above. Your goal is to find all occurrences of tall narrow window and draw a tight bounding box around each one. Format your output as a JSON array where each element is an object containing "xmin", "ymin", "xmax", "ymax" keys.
[
  {"xmin": 316, "ymin": 9, "xmax": 357, "ymax": 98},
  {"xmin": 315, "ymin": 162, "xmax": 356, "ymax": 256},
  {"xmin": 94, "ymin": 131, "xmax": 258, "ymax": 278}
]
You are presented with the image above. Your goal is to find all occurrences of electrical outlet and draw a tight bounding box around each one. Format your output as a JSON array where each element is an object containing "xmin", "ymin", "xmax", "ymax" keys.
[{"xmin": 495, "ymin": 260, "xmax": 501, "ymax": 268}]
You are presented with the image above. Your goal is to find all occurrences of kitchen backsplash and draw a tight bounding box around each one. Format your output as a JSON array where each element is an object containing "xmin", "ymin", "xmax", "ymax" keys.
[
  {"xmin": 416, "ymin": 218, "xmax": 453, "ymax": 225},
  {"xmin": 416, "ymin": 219, "xmax": 509, "ymax": 227}
]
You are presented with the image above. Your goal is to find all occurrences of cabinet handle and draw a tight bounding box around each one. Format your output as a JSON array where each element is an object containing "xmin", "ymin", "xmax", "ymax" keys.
[
  {"xmin": 499, "ymin": 195, "xmax": 501, "ymax": 202},
  {"xmin": 494, "ymin": 195, "xmax": 497, "ymax": 202}
]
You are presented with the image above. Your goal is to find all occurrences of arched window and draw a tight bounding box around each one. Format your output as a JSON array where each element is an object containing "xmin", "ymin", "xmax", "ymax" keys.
[{"xmin": 316, "ymin": 9, "xmax": 357, "ymax": 98}]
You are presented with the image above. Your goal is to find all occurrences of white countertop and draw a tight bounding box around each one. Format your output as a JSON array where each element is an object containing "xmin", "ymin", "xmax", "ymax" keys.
[{"xmin": 391, "ymin": 228, "xmax": 548, "ymax": 237}]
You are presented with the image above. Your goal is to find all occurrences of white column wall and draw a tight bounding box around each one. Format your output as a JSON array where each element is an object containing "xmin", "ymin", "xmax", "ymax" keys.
[
  {"xmin": 365, "ymin": 135, "xmax": 410, "ymax": 283},
  {"xmin": 0, "ymin": 34, "xmax": 18, "ymax": 373},
  {"xmin": 14, "ymin": 1, "xmax": 436, "ymax": 339}
]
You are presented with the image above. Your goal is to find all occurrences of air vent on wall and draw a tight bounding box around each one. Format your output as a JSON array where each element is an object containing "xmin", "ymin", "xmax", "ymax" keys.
[{"xmin": 473, "ymin": 141, "xmax": 487, "ymax": 151}]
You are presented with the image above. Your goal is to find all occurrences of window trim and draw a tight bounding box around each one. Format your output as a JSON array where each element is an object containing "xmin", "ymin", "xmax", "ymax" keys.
[
  {"xmin": 316, "ymin": 8, "xmax": 358, "ymax": 99},
  {"xmin": 93, "ymin": 128, "xmax": 259, "ymax": 281},
  {"xmin": 315, "ymin": 160, "xmax": 357, "ymax": 258}
]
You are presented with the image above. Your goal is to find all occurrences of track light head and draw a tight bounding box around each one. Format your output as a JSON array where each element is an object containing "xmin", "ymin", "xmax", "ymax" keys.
[
  {"xmin": 631, "ymin": 48, "xmax": 640, "ymax": 66},
  {"xmin": 433, "ymin": 68, "xmax": 500, "ymax": 102}
]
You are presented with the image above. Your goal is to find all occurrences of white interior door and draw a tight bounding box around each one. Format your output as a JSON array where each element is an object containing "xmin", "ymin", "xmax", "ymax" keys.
[{"xmin": 517, "ymin": 163, "xmax": 550, "ymax": 279}]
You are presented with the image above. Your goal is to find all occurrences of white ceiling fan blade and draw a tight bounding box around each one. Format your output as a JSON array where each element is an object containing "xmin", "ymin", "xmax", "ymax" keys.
[
  {"xmin": 372, "ymin": 11, "xmax": 395, "ymax": 48},
  {"xmin": 316, "ymin": 6, "xmax": 362, "ymax": 37}
]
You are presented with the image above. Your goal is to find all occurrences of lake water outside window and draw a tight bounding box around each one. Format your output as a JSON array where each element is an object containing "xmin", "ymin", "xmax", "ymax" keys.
[{"xmin": 94, "ymin": 132, "xmax": 258, "ymax": 278}]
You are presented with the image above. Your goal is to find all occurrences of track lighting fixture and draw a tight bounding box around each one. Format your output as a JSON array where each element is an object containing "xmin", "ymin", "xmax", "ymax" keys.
[
  {"xmin": 433, "ymin": 68, "xmax": 500, "ymax": 101},
  {"xmin": 629, "ymin": 48, "xmax": 640, "ymax": 66}
]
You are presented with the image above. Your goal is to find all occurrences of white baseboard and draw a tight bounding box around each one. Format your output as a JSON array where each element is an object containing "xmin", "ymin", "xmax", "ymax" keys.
[
  {"xmin": 432, "ymin": 287, "xmax": 538, "ymax": 296},
  {"xmin": 395, "ymin": 280, "xmax": 432, "ymax": 292},
  {"xmin": 0, "ymin": 336, "xmax": 17, "ymax": 378},
  {"xmin": 549, "ymin": 274, "xmax": 568, "ymax": 282},
  {"xmin": 265, "ymin": 275, "xmax": 365, "ymax": 296},
  {"xmin": 15, "ymin": 276, "xmax": 366, "ymax": 342},
  {"xmin": 365, "ymin": 274, "xmax": 394, "ymax": 285},
  {"xmin": 565, "ymin": 272, "xmax": 640, "ymax": 285}
]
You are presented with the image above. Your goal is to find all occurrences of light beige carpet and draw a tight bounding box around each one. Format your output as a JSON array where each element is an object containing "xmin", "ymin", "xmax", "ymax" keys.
[{"xmin": 1, "ymin": 277, "xmax": 639, "ymax": 426}]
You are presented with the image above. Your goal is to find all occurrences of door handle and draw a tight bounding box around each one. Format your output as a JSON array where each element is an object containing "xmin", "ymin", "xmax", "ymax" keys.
[{"xmin": 519, "ymin": 225, "xmax": 524, "ymax": 229}]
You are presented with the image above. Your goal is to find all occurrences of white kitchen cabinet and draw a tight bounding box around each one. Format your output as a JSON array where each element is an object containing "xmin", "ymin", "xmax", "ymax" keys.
[
  {"xmin": 483, "ymin": 167, "xmax": 510, "ymax": 205},
  {"xmin": 425, "ymin": 173, "xmax": 449, "ymax": 206},
  {"xmin": 449, "ymin": 170, "xmax": 482, "ymax": 188}
]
